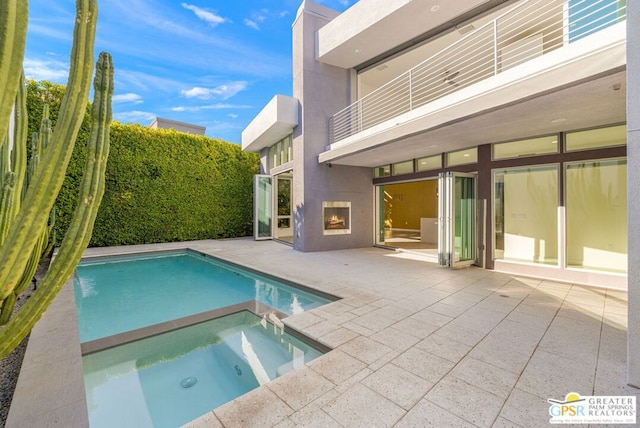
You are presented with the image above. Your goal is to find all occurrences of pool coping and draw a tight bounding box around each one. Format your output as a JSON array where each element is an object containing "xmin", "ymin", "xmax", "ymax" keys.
[
  {"xmin": 81, "ymin": 301, "xmax": 286, "ymax": 355},
  {"xmin": 82, "ymin": 300, "xmax": 332, "ymax": 356},
  {"xmin": 6, "ymin": 240, "xmax": 338, "ymax": 427}
]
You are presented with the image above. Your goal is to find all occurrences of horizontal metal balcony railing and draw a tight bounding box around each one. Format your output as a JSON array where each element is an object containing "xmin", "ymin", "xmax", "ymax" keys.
[{"xmin": 329, "ymin": 0, "xmax": 627, "ymax": 144}]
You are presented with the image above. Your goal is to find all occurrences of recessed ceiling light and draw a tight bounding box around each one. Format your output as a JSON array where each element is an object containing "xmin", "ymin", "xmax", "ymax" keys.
[
  {"xmin": 550, "ymin": 118, "xmax": 567, "ymax": 124},
  {"xmin": 430, "ymin": 5, "xmax": 440, "ymax": 12},
  {"xmin": 354, "ymin": 48, "xmax": 363, "ymax": 54}
]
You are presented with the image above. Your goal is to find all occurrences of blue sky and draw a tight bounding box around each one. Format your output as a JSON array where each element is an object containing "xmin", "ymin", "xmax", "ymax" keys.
[{"xmin": 25, "ymin": 0, "xmax": 356, "ymax": 144}]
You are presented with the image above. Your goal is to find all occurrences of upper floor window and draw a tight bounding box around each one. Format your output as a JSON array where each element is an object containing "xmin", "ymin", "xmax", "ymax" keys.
[
  {"xmin": 568, "ymin": 0, "xmax": 626, "ymax": 43},
  {"xmin": 269, "ymin": 135, "xmax": 293, "ymax": 169}
]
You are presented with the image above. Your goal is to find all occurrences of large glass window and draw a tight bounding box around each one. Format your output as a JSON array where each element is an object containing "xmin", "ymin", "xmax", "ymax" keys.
[
  {"xmin": 565, "ymin": 159, "xmax": 627, "ymax": 273},
  {"xmin": 494, "ymin": 165, "xmax": 559, "ymax": 265}
]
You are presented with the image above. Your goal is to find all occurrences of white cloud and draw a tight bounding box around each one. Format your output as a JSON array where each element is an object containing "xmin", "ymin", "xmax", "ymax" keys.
[
  {"xmin": 206, "ymin": 120, "xmax": 245, "ymax": 133},
  {"xmin": 254, "ymin": 10, "xmax": 268, "ymax": 22},
  {"xmin": 180, "ymin": 87, "xmax": 211, "ymax": 99},
  {"xmin": 116, "ymin": 69, "xmax": 187, "ymax": 93},
  {"xmin": 227, "ymin": 113, "xmax": 238, "ymax": 119},
  {"xmin": 244, "ymin": 19, "xmax": 260, "ymax": 30},
  {"xmin": 23, "ymin": 58, "xmax": 69, "ymax": 82},
  {"xmin": 112, "ymin": 93, "xmax": 143, "ymax": 104},
  {"xmin": 201, "ymin": 103, "xmax": 252, "ymax": 110},
  {"xmin": 170, "ymin": 103, "xmax": 252, "ymax": 113},
  {"xmin": 26, "ymin": 23, "xmax": 73, "ymax": 43},
  {"xmin": 181, "ymin": 3, "xmax": 228, "ymax": 27},
  {"xmin": 244, "ymin": 9, "xmax": 288, "ymax": 30},
  {"xmin": 181, "ymin": 81, "xmax": 248, "ymax": 100},
  {"xmin": 113, "ymin": 110, "xmax": 156, "ymax": 125}
]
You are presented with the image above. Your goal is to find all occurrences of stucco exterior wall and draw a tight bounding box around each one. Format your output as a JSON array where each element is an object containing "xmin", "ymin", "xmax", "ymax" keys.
[
  {"xmin": 627, "ymin": 0, "xmax": 640, "ymax": 388},
  {"xmin": 292, "ymin": 2, "xmax": 373, "ymax": 252}
]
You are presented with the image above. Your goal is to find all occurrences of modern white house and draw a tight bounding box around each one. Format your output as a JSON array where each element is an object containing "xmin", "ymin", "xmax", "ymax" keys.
[{"xmin": 242, "ymin": 0, "xmax": 640, "ymax": 386}]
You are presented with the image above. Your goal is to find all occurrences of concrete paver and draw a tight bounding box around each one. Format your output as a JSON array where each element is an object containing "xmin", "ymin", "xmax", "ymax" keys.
[{"xmin": 7, "ymin": 239, "xmax": 639, "ymax": 428}]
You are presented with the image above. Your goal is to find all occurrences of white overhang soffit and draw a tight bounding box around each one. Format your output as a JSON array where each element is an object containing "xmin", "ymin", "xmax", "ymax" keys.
[
  {"xmin": 241, "ymin": 95, "xmax": 299, "ymax": 153},
  {"xmin": 316, "ymin": 0, "xmax": 508, "ymax": 69}
]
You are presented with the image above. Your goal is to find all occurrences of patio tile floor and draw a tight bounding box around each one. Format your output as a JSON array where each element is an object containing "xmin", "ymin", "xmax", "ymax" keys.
[{"xmin": 6, "ymin": 239, "xmax": 639, "ymax": 427}]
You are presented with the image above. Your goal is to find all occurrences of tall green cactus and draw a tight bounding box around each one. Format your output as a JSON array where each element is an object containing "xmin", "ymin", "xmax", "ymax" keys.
[
  {"xmin": 0, "ymin": 0, "xmax": 28, "ymax": 144},
  {"xmin": 0, "ymin": 0, "xmax": 113, "ymax": 357}
]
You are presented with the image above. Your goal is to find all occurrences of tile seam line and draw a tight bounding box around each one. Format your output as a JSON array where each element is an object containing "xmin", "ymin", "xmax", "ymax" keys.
[{"xmin": 490, "ymin": 284, "xmax": 574, "ymax": 421}]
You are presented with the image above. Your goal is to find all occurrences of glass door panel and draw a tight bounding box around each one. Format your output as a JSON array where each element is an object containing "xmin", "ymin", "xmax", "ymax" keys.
[
  {"xmin": 454, "ymin": 175, "xmax": 476, "ymax": 264},
  {"xmin": 438, "ymin": 172, "xmax": 477, "ymax": 267},
  {"xmin": 275, "ymin": 174, "xmax": 293, "ymax": 243},
  {"xmin": 254, "ymin": 175, "xmax": 272, "ymax": 240}
]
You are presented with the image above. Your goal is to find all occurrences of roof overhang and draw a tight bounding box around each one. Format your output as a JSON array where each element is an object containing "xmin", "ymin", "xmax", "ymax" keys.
[
  {"xmin": 316, "ymin": 0, "xmax": 511, "ymax": 69},
  {"xmin": 242, "ymin": 95, "xmax": 299, "ymax": 152}
]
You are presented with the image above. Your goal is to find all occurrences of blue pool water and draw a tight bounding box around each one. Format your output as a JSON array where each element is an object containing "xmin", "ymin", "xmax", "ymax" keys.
[
  {"xmin": 74, "ymin": 251, "xmax": 333, "ymax": 343},
  {"xmin": 83, "ymin": 311, "xmax": 324, "ymax": 428}
]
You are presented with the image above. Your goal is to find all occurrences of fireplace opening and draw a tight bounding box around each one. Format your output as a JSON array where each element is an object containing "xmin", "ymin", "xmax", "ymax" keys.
[{"xmin": 323, "ymin": 201, "xmax": 351, "ymax": 235}]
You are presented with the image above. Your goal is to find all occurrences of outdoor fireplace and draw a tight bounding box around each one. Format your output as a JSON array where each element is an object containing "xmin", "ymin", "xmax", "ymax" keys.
[{"xmin": 323, "ymin": 201, "xmax": 351, "ymax": 235}]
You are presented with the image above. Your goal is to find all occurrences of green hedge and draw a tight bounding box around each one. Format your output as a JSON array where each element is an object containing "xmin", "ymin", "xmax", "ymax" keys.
[{"xmin": 26, "ymin": 80, "xmax": 259, "ymax": 247}]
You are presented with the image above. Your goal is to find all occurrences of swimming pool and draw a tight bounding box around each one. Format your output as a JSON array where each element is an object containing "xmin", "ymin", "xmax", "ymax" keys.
[
  {"xmin": 83, "ymin": 311, "xmax": 324, "ymax": 428},
  {"xmin": 74, "ymin": 250, "xmax": 334, "ymax": 343},
  {"xmin": 74, "ymin": 250, "xmax": 334, "ymax": 426}
]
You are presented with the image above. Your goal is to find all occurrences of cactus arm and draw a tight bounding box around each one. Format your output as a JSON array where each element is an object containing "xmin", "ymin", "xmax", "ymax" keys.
[
  {"xmin": 0, "ymin": 0, "xmax": 97, "ymax": 301},
  {"xmin": 0, "ymin": 173, "xmax": 16, "ymax": 245},
  {"xmin": 0, "ymin": 0, "xmax": 28, "ymax": 150},
  {"xmin": 0, "ymin": 232, "xmax": 44, "ymax": 326},
  {"xmin": 0, "ymin": 136, "xmax": 7, "ymax": 181},
  {"xmin": 38, "ymin": 104, "xmax": 51, "ymax": 151},
  {"xmin": 10, "ymin": 72, "xmax": 28, "ymax": 213},
  {"xmin": 15, "ymin": 232, "xmax": 45, "ymax": 295},
  {"xmin": 0, "ymin": 293, "xmax": 16, "ymax": 325},
  {"xmin": 0, "ymin": 51, "xmax": 113, "ymax": 357},
  {"xmin": 24, "ymin": 104, "xmax": 50, "ymax": 195}
]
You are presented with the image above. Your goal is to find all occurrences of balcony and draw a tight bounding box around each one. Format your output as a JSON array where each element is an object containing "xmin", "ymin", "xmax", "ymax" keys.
[{"xmin": 329, "ymin": 0, "xmax": 627, "ymax": 146}]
